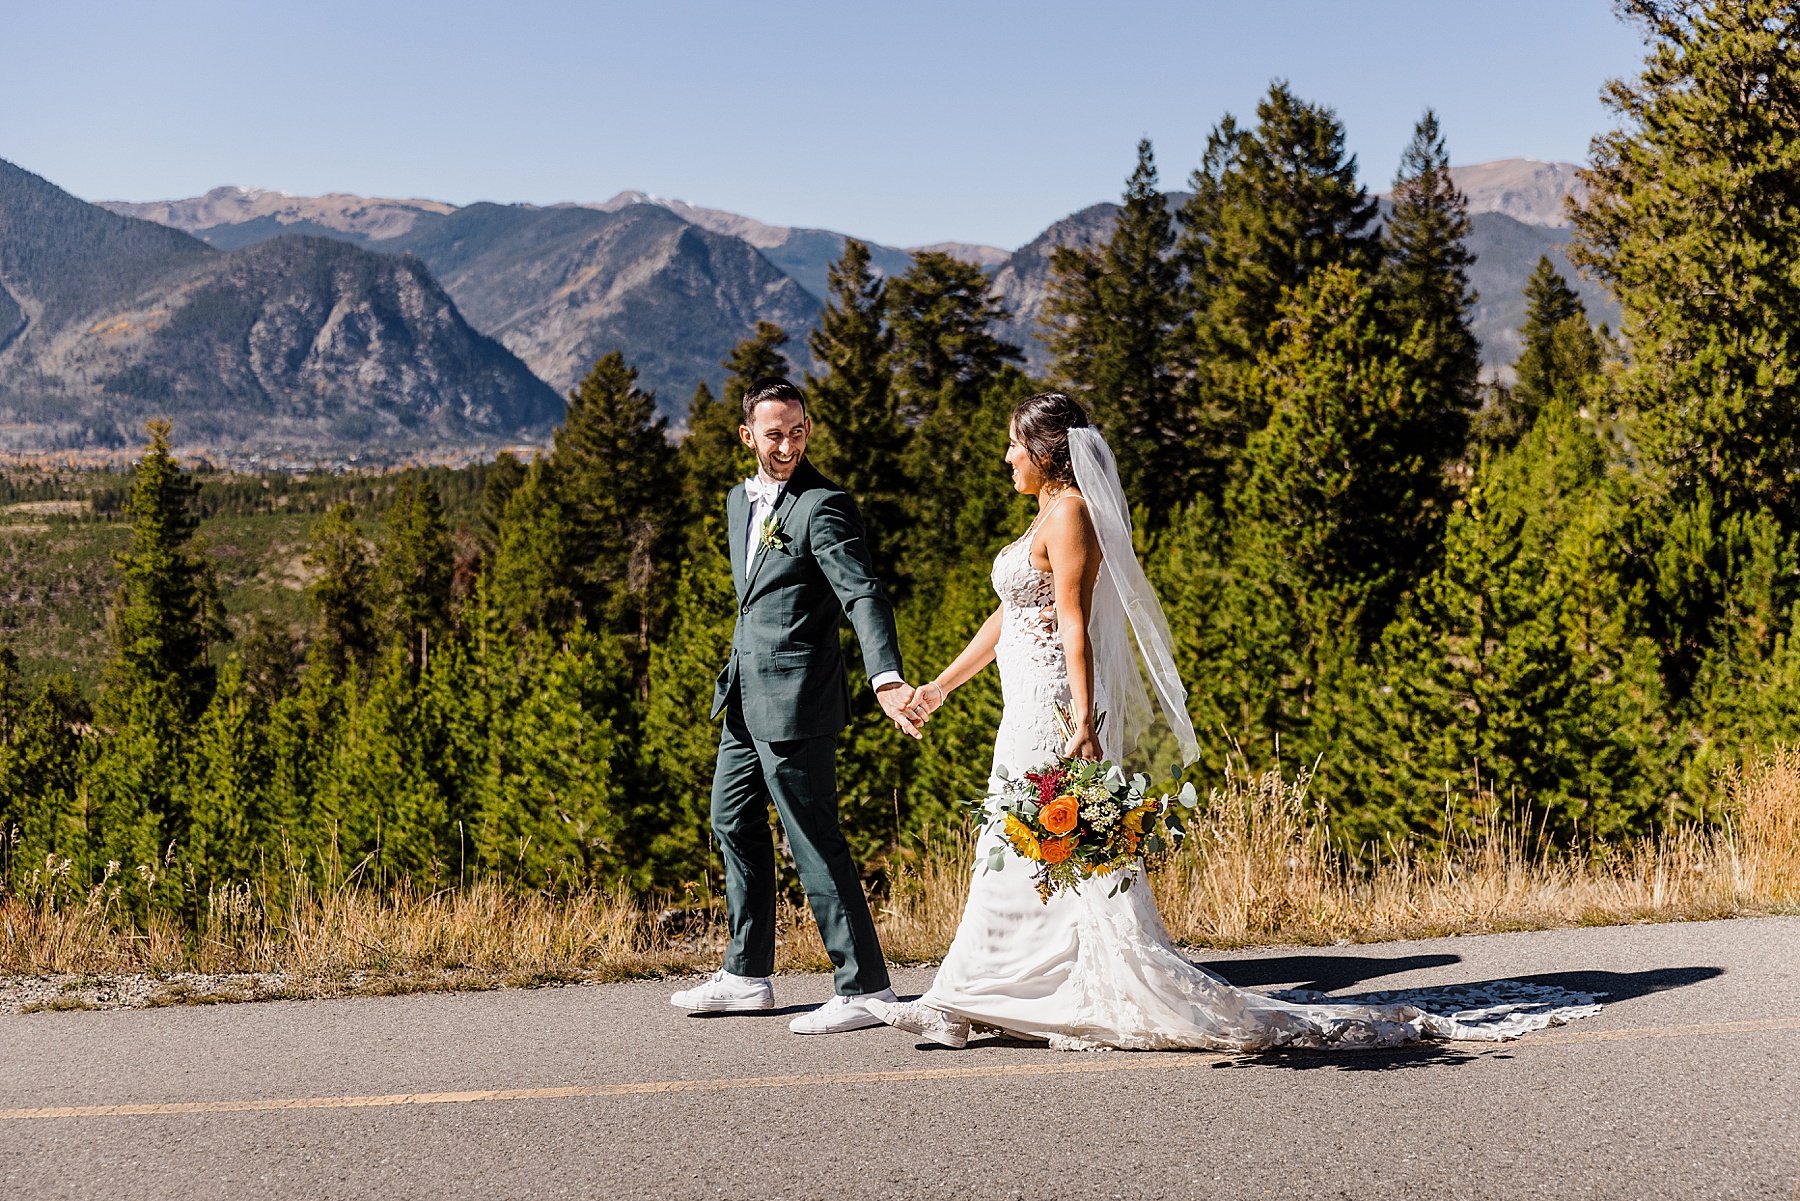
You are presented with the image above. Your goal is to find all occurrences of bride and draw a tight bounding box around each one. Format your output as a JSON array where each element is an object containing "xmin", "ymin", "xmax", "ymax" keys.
[{"xmin": 864, "ymin": 392, "xmax": 1599, "ymax": 1052}]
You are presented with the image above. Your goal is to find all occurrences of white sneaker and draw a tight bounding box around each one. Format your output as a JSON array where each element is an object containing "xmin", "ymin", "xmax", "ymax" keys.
[
  {"xmin": 863, "ymin": 997, "xmax": 972, "ymax": 1049},
  {"xmin": 670, "ymin": 970, "xmax": 775, "ymax": 1013},
  {"xmin": 787, "ymin": 987, "xmax": 899, "ymax": 1034}
]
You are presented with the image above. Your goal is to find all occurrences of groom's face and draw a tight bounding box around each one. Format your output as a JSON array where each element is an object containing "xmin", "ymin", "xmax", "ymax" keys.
[{"xmin": 740, "ymin": 398, "xmax": 810, "ymax": 483}]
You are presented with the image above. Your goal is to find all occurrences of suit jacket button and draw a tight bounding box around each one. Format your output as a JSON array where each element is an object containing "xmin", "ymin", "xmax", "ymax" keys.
[{"xmin": 740, "ymin": 604, "xmax": 750, "ymax": 614}]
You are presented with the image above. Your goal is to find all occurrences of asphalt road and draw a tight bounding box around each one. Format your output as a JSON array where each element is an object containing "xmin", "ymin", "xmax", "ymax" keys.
[{"xmin": 1, "ymin": 917, "xmax": 1796, "ymax": 1200}]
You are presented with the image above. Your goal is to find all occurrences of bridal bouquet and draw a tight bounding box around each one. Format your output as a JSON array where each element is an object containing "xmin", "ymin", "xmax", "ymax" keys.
[{"xmin": 977, "ymin": 712, "xmax": 1199, "ymax": 904}]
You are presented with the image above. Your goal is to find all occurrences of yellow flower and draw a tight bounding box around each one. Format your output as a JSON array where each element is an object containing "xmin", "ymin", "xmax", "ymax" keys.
[
  {"xmin": 1004, "ymin": 813, "xmax": 1042, "ymax": 860},
  {"xmin": 1123, "ymin": 802, "xmax": 1157, "ymax": 835}
]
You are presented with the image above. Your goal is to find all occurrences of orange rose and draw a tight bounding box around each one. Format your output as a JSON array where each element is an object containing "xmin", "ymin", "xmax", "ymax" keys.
[
  {"xmin": 1039, "ymin": 837, "xmax": 1075, "ymax": 865},
  {"xmin": 1040, "ymin": 795, "xmax": 1080, "ymax": 836}
]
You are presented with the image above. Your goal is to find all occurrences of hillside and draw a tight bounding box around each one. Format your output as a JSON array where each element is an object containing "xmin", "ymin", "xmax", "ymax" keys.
[
  {"xmin": 0, "ymin": 159, "xmax": 560, "ymax": 452},
  {"xmin": 384, "ymin": 202, "xmax": 823, "ymax": 406}
]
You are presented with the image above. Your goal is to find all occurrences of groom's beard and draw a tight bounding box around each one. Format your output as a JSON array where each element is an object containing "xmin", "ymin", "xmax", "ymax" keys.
[{"xmin": 756, "ymin": 446, "xmax": 804, "ymax": 483}]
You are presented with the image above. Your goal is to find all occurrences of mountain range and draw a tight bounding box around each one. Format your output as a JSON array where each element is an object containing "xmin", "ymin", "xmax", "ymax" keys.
[
  {"xmin": 0, "ymin": 156, "xmax": 1610, "ymax": 454},
  {"xmin": 0, "ymin": 160, "xmax": 560, "ymax": 453}
]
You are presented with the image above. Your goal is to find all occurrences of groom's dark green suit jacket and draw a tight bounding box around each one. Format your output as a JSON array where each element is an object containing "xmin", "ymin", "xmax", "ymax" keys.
[{"xmin": 711, "ymin": 460, "xmax": 903, "ymax": 742}]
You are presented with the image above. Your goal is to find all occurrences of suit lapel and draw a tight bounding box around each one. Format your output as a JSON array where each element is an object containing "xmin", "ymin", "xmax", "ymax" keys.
[
  {"xmin": 728, "ymin": 484, "xmax": 748, "ymax": 600},
  {"xmin": 743, "ymin": 467, "xmax": 809, "ymax": 599}
]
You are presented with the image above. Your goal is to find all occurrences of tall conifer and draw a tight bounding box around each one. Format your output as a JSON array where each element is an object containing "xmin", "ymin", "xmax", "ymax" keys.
[
  {"xmin": 379, "ymin": 477, "xmax": 453, "ymax": 665},
  {"xmin": 1505, "ymin": 257, "xmax": 1602, "ymax": 437},
  {"xmin": 1572, "ymin": 0, "xmax": 1800, "ymax": 522},
  {"xmin": 101, "ymin": 419, "xmax": 218, "ymax": 722},
  {"xmin": 1378, "ymin": 109, "xmax": 1480, "ymax": 554},
  {"xmin": 1177, "ymin": 84, "xmax": 1379, "ymax": 478},
  {"xmin": 552, "ymin": 352, "xmax": 682, "ymax": 665},
  {"xmin": 1044, "ymin": 140, "xmax": 1190, "ymax": 515},
  {"xmin": 808, "ymin": 240, "xmax": 905, "ymax": 556},
  {"xmin": 304, "ymin": 503, "xmax": 378, "ymax": 678}
]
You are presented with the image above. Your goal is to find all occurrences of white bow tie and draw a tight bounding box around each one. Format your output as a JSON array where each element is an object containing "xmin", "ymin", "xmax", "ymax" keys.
[{"xmin": 745, "ymin": 477, "xmax": 783, "ymax": 508}]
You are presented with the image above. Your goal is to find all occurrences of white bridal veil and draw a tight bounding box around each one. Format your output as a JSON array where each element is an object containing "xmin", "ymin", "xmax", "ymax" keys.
[{"xmin": 1067, "ymin": 427, "xmax": 1201, "ymax": 772}]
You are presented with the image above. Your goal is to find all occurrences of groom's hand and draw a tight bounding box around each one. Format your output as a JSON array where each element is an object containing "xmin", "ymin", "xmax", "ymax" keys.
[{"xmin": 877, "ymin": 681, "xmax": 925, "ymax": 740}]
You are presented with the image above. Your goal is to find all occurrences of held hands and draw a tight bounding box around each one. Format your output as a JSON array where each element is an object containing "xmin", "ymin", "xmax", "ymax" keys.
[
  {"xmin": 879, "ymin": 679, "xmax": 948, "ymax": 739},
  {"xmin": 877, "ymin": 681, "xmax": 926, "ymax": 740}
]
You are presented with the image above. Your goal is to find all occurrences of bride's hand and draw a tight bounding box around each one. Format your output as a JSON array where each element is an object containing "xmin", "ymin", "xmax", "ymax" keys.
[
  {"xmin": 1064, "ymin": 725, "xmax": 1103, "ymax": 762},
  {"xmin": 915, "ymin": 681, "xmax": 946, "ymax": 716}
]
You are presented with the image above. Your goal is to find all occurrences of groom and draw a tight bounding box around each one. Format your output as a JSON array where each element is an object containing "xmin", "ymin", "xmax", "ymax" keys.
[{"xmin": 670, "ymin": 378, "xmax": 922, "ymax": 1034}]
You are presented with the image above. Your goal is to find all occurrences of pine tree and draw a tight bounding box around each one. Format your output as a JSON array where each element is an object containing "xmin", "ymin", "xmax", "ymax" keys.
[
  {"xmin": 887, "ymin": 254, "xmax": 1023, "ymax": 586},
  {"xmin": 1378, "ymin": 109, "xmax": 1480, "ymax": 560},
  {"xmin": 1571, "ymin": 0, "xmax": 1800, "ymax": 523},
  {"xmin": 551, "ymin": 352, "xmax": 682, "ymax": 669},
  {"xmin": 1176, "ymin": 84, "xmax": 1380, "ymax": 477},
  {"xmin": 1492, "ymin": 257, "xmax": 1603, "ymax": 443},
  {"xmin": 100, "ymin": 419, "xmax": 218, "ymax": 722},
  {"xmin": 678, "ymin": 381, "xmax": 747, "ymax": 561},
  {"xmin": 91, "ymin": 420, "xmax": 221, "ymax": 878},
  {"xmin": 475, "ymin": 451, "xmax": 526, "ymax": 557},
  {"xmin": 0, "ymin": 673, "xmax": 89, "ymax": 878},
  {"xmin": 807, "ymin": 240, "xmax": 905, "ymax": 560},
  {"xmin": 379, "ymin": 476, "xmax": 454, "ymax": 666},
  {"xmin": 680, "ymin": 326, "xmax": 784, "ymax": 561},
  {"xmin": 639, "ymin": 515, "xmax": 737, "ymax": 888},
  {"xmin": 722, "ymin": 320, "xmax": 793, "ymax": 397},
  {"xmin": 1043, "ymin": 140, "xmax": 1192, "ymax": 515},
  {"xmin": 1211, "ymin": 266, "xmax": 1426, "ymax": 751},
  {"xmin": 886, "ymin": 251, "xmax": 1022, "ymax": 424},
  {"xmin": 465, "ymin": 626, "xmax": 631, "ymax": 888},
  {"xmin": 0, "ymin": 645, "xmax": 21, "ymax": 746},
  {"xmin": 1334, "ymin": 401, "xmax": 1670, "ymax": 845},
  {"xmin": 488, "ymin": 458, "xmax": 578, "ymax": 636},
  {"xmin": 179, "ymin": 657, "xmax": 269, "ymax": 886},
  {"xmin": 304, "ymin": 503, "xmax": 378, "ymax": 678},
  {"xmin": 236, "ymin": 613, "xmax": 302, "ymax": 701},
  {"xmin": 309, "ymin": 645, "xmax": 453, "ymax": 887}
]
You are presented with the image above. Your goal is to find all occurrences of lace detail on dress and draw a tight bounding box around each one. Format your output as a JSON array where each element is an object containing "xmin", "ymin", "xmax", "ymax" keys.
[{"xmin": 989, "ymin": 534, "xmax": 1071, "ymax": 773}]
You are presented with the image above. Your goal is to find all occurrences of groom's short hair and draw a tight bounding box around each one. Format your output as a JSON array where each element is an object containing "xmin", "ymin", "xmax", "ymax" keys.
[{"xmin": 741, "ymin": 378, "xmax": 808, "ymax": 426}]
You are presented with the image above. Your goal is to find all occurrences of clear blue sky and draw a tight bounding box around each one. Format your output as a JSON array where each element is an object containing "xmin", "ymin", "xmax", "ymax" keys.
[{"xmin": 4, "ymin": 0, "xmax": 1648, "ymax": 250}]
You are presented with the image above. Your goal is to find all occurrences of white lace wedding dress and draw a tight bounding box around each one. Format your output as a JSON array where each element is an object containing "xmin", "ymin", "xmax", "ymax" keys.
[{"xmin": 910, "ymin": 526, "xmax": 1601, "ymax": 1052}]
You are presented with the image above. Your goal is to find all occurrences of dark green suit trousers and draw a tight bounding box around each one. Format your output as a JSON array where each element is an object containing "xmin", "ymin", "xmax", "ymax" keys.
[{"xmin": 710, "ymin": 687, "xmax": 889, "ymax": 995}]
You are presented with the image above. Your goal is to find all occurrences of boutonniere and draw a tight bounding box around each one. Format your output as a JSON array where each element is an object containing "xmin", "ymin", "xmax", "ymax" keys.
[{"xmin": 758, "ymin": 515, "xmax": 785, "ymax": 552}]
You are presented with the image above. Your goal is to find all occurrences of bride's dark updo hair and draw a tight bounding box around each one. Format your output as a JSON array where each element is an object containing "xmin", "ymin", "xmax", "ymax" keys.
[{"xmin": 1011, "ymin": 392, "xmax": 1092, "ymax": 487}]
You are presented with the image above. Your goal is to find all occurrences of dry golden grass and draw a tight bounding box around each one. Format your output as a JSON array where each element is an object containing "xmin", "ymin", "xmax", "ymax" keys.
[
  {"xmin": 1148, "ymin": 746, "xmax": 1800, "ymax": 947},
  {"xmin": 3, "ymin": 747, "xmax": 1797, "ymax": 1004}
]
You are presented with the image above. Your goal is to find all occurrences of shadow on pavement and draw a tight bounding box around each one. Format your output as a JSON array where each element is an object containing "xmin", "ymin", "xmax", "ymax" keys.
[
  {"xmin": 1213, "ymin": 1044, "xmax": 1495, "ymax": 1072},
  {"xmin": 690, "ymin": 1004, "xmax": 816, "ymax": 1019},
  {"xmin": 1500, "ymin": 965, "xmax": 1723, "ymax": 1004},
  {"xmin": 1199, "ymin": 953, "xmax": 1463, "ymax": 992},
  {"xmin": 1198, "ymin": 956, "xmax": 1723, "ymax": 1007}
]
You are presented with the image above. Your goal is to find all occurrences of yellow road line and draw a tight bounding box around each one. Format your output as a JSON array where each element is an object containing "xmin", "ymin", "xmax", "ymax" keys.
[{"xmin": 4, "ymin": 1014, "xmax": 1796, "ymax": 1121}]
